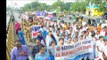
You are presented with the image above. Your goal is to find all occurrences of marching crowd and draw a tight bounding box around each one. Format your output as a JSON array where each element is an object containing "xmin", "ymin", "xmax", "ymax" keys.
[{"xmin": 10, "ymin": 14, "xmax": 107, "ymax": 60}]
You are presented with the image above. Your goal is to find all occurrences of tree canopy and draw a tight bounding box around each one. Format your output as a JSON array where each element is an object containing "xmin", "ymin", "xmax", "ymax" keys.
[{"xmin": 20, "ymin": 0, "xmax": 107, "ymax": 12}]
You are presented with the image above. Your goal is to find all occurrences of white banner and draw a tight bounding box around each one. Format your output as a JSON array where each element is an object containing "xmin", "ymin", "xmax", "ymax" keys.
[
  {"xmin": 31, "ymin": 25, "xmax": 41, "ymax": 38},
  {"xmin": 54, "ymin": 40, "xmax": 94, "ymax": 60}
]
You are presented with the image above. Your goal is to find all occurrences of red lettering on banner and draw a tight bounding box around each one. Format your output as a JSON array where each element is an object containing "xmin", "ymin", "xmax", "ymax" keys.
[
  {"xmin": 33, "ymin": 32, "xmax": 38, "ymax": 36},
  {"xmin": 66, "ymin": 51, "xmax": 68, "ymax": 55},
  {"xmin": 62, "ymin": 52, "xmax": 65, "ymax": 56},
  {"xmin": 56, "ymin": 53, "xmax": 60, "ymax": 57},
  {"xmin": 69, "ymin": 50, "xmax": 73, "ymax": 55},
  {"xmin": 77, "ymin": 47, "xmax": 82, "ymax": 51},
  {"xmin": 83, "ymin": 45, "xmax": 92, "ymax": 49},
  {"xmin": 62, "ymin": 51, "xmax": 69, "ymax": 56}
]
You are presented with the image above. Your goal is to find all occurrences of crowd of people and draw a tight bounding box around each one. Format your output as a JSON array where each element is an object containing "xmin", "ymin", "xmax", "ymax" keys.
[{"xmin": 11, "ymin": 14, "xmax": 107, "ymax": 60}]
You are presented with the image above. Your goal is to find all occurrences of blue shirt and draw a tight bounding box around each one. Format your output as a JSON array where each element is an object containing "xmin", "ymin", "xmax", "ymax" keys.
[
  {"xmin": 37, "ymin": 35, "xmax": 44, "ymax": 41},
  {"xmin": 35, "ymin": 52, "xmax": 48, "ymax": 60},
  {"xmin": 18, "ymin": 30, "xmax": 24, "ymax": 39},
  {"xmin": 42, "ymin": 30, "xmax": 48, "ymax": 40},
  {"xmin": 48, "ymin": 54, "xmax": 55, "ymax": 60},
  {"xmin": 11, "ymin": 45, "xmax": 30, "ymax": 60}
]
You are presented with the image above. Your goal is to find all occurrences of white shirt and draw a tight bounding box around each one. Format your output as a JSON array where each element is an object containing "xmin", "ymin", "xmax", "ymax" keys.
[
  {"xmin": 100, "ymin": 30, "xmax": 105, "ymax": 36},
  {"xmin": 95, "ymin": 34, "xmax": 100, "ymax": 40},
  {"xmin": 96, "ymin": 40, "xmax": 105, "ymax": 60},
  {"xmin": 96, "ymin": 40, "xmax": 104, "ymax": 51},
  {"xmin": 85, "ymin": 35, "xmax": 92, "ymax": 40},
  {"xmin": 46, "ymin": 35, "xmax": 53, "ymax": 47},
  {"xmin": 54, "ymin": 34, "xmax": 60, "ymax": 43},
  {"xmin": 39, "ymin": 28, "xmax": 43, "ymax": 32},
  {"xmin": 103, "ymin": 44, "xmax": 107, "ymax": 56}
]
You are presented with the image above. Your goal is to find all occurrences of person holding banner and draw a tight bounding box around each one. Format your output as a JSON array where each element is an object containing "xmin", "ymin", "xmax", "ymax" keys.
[
  {"xmin": 64, "ymin": 37, "xmax": 73, "ymax": 45},
  {"xmin": 78, "ymin": 35, "xmax": 84, "ymax": 41},
  {"xmin": 73, "ymin": 37, "xmax": 78, "ymax": 43},
  {"xmin": 58, "ymin": 38, "xmax": 64, "ymax": 46},
  {"xmin": 46, "ymin": 31, "xmax": 54, "ymax": 47}
]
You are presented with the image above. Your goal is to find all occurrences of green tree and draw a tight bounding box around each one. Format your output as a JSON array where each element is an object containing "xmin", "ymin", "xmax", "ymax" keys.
[{"xmin": 21, "ymin": 4, "xmax": 31, "ymax": 12}]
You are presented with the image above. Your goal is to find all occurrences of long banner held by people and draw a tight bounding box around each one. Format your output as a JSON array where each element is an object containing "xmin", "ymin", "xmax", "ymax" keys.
[
  {"xmin": 31, "ymin": 25, "xmax": 41, "ymax": 38},
  {"xmin": 54, "ymin": 40, "xmax": 94, "ymax": 60}
]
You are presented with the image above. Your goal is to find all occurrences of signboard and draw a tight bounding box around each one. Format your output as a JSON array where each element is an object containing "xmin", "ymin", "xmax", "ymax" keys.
[
  {"xmin": 48, "ymin": 14, "xmax": 53, "ymax": 18},
  {"xmin": 54, "ymin": 40, "xmax": 94, "ymax": 60},
  {"xmin": 31, "ymin": 25, "xmax": 41, "ymax": 38},
  {"xmin": 36, "ymin": 11, "xmax": 46, "ymax": 16}
]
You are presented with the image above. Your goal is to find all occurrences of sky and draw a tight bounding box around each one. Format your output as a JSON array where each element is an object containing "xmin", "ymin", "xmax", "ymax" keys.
[{"xmin": 7, "ymin": 0, "xmax": 75, "ymax": 8}]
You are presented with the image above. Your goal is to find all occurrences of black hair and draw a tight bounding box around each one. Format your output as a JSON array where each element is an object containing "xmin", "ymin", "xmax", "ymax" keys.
[
  {"xmin": 51, "ymin": 34, "xmax": 57, "ymax": 45},
  {"xmin": 19, "ymin": 28, "xmax": 21, "ymax": 30},
  {"xmin": 81, "ymin": 57, "xmax": 85, "ymax": 60},
  {"xmin": 103, "ymin": 26, "xmax": 107, "ymax": 29},
  {"xmin": 49, "ymin": 31, "xmax": 52, "ymax": 33},
  {"xmin": 104, "ymin": 39, "xmax": 107, "ymax": 42},
  {"xmin": 49, "ymin": 41, "xmax": 55, "ymax": 46},
  {"xmin": 48, "ymin": 49, "xmax": 52, "ymax": 55},
  {"xmin": 99, "ymin": 36, "xmax": 104, "ymax": 39},
  {"xmin": 57, "ymin": 28, "xmax": 60, "ymax": 31},
  {"xmin": 40, "ymin": 45, "xmax": 45, "ymax": 50},
  {"xmin": 80, "ymin": 35, "xmax": 83, "ymax": 37},
  {"xmin": 67, "ymin": 37, "xmax": 71, "ymax": 40},
  {"xmin": 91, "ymin": 31, "xmax": 95, "ymax": 37},
  {"xmin": 59, "ymin": 38, "xmax": 64, "ymax": 41},
  {"xmin": 38, "ymin": 31, "xmax": 42, "ymax": 33},
  {"xmin": 35, "ymin": 38, "xmax": 41, "ymax": 42},
  {"xmin": 86, "ymin": 57, "xmax": 90, "ymax": 60}
]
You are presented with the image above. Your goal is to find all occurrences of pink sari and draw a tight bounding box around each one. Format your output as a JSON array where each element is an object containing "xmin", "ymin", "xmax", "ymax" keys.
[{"xmin": 15, "ymin": 22, "xmax": 20, "ymax": 34}]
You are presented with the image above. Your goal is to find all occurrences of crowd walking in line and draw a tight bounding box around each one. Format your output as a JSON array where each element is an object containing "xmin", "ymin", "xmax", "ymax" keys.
[{"xmin": 11, "ymin": 14, "xmax": 107, "ymax": 60}]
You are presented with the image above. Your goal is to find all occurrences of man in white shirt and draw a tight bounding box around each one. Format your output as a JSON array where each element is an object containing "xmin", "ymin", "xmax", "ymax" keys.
[
  {"xmin": 96, "ymin": 36, "xmax": 105, "ymax": 60},
  {"xmin": 53, "ymin": 31, "xmax": 60, "ymax": 44},
  {"xmin": 46, "ymin": 31, "xmax": 53, "ymax": 47}
]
